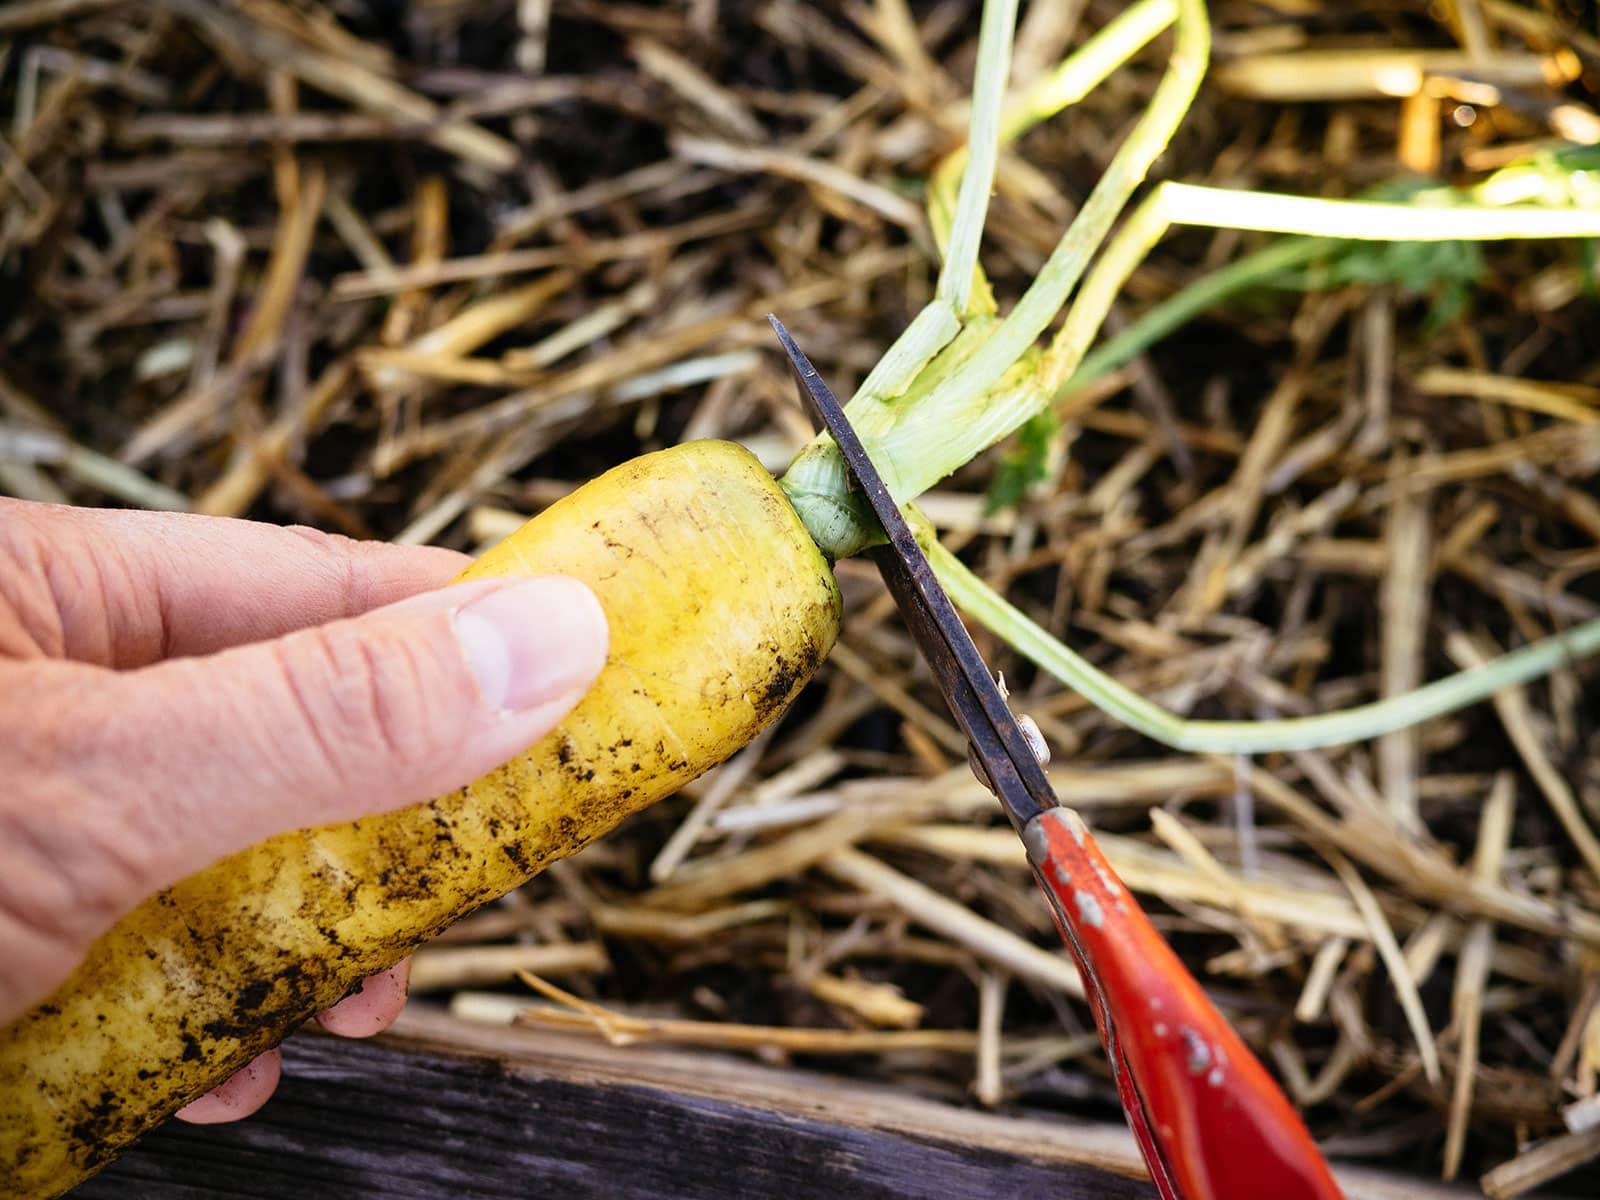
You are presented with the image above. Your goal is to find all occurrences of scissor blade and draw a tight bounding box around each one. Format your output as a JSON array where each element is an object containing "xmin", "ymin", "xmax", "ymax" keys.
[{"xmin": 768, "ymin": 315, "xmax": 1055, "ymax": 831}]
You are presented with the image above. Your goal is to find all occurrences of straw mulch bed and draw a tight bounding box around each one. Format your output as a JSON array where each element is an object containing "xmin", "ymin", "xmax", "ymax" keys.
[{"xmin": 5, "ymin": 1, "xmax": 1600, "ymax": 1194}]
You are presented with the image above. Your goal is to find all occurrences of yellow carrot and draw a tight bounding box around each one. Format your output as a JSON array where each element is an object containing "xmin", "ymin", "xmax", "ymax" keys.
[{"xmin": 0, "ymin": 439, "xmax": 841, "ymax": 1198}]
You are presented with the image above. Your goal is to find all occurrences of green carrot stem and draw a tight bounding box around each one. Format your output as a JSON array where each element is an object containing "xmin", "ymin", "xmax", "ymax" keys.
[
  {"xmin": 1067, "ymin": 236, "xmax": 1331, "ymax": 389},
  {"xmin": 924, "ymin": 523, "xmax": 1600, "ymax": 753},
  {"xmin": 875, "ymin": 0, "xmax": 1209, "ymax": 501},
  {"xmin": 929, "ymin": 0, "xmax": 1181, "ymax": 311},
  {"xmin": 937, "ymin": 0, "xmax": 1018, "ymax": 315},
  {"xmin": 785, "ymin": 0, "xmax": 1210, "ymax": 561},
  {"xmin": 1154, "ymin": 181, "xmax": 1600, "ymax": 239}
]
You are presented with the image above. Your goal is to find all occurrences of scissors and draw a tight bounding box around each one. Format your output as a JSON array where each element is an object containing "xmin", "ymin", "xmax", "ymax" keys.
[{"xmin": 769, "ymin": 316, "xmax": 1345, "ymax": 1200}]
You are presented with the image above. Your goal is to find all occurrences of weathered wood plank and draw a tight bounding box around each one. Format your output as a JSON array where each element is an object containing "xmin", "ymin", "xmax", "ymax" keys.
[
  {"xmin": 71, "ymin": 1006, "xmax": 1483, "ymax": 1200},
  {"xmin": 71, "ymin": 1021, "xmax": 1150, "ymax": 1198}
]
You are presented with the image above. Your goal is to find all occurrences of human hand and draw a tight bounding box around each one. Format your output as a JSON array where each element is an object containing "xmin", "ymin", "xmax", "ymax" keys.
[{"xmin": 0, "ymin": 499, "xmax": 608, "ymax": 1120}]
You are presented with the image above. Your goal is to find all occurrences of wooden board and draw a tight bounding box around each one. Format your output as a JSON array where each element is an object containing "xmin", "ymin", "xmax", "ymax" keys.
[{"xmin": 73, "ymin": 1006, "xmax": 1483, "ymax": 1199}]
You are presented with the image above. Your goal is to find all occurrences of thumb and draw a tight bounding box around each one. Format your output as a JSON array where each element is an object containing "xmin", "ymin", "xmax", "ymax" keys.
[{"xmin": 80, "ymin": 575, "xmax": 608, "ymax": 898}]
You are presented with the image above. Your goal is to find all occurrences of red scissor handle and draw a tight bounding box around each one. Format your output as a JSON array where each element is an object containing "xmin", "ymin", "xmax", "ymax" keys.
[{"xmin": 1024, "ymin": 807, "xmax": 1346, "ymax": 1200}]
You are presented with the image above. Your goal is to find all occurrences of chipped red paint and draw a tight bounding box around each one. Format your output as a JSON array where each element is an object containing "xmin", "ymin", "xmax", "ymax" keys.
[{"xmin": 1024, "ymin": 808, "xmax": 1346, "ymax": 1200}]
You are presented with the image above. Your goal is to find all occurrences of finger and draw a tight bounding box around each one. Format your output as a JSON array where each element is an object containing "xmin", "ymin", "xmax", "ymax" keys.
[
  {"xmin": 316, "ymin": 959, "xmax": 411, "ymax": 1038},
  {"xmin": 172, "ymin": 1048, "xmax": 282, "ymax": 1125},
  {"xmin": 0, "ymin": 496, "xmax": 471, "ymax": 667},
  {"xmin": 0, "ymin": 575, "xmax": 608, "ymax": 1007}
]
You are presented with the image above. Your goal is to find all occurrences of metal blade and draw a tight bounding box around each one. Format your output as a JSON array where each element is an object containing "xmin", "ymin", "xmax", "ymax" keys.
[{"xmin": 768, "ymin": 314, "xmax": 1056, "ymax": 832}]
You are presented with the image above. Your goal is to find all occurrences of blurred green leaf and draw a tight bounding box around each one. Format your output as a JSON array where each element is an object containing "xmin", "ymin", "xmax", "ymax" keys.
[
  {"xmin": 986, "ymin": 410, "xmax": 1057, "ymax": 512},
  {"xmin": 1266, "ymin": 236, "xmax": 1486, "ymax": 329}
]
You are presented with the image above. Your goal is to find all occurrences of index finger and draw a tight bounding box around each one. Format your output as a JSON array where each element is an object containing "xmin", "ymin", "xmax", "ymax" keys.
[{"xmin": 0, "ymin": 499, "xmax": 475, "ymax": 667}]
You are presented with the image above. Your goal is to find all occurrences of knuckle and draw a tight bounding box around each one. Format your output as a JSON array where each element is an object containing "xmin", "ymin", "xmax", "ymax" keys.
[
  {"xmin": 272, "ymin": 619, "xmax": 456, "ymax": 786},
  {"xmin": 0, "ymin": 514, "xmax": 81, "ymax": 660},
  {"xmin": 282, "ymin": 524, "xmax": 377, "ymax": 616},
  {"xmin": 283, "ymin": 525, "xmax": 462, "ymax": 615},
  {"xmin": 265, "ymin": 627, "xmax": 358, "ymax": 789},
  {"xmin": 349, "ymin": 634, "xmax": 423, "ymax": 765}
]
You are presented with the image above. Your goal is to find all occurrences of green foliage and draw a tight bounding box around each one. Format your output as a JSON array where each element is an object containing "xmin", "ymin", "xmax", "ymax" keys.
[
  {"xmin": 986, "ymin": 409, "xmax": 1058, "ymax": 512},
  {"xmin": 1577, "ymin": 237, "xmax": 1599, "ymax": 297},
  {"xmin": 1256, "ymin": 151, "xmax": 1600, "ymax": 324},
  {"xmin": 1296, "ymin": 237, "xmax": 1485, "ymax": 329}
]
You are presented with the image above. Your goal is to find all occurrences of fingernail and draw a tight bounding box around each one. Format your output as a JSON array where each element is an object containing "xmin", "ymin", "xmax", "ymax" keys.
[
  {"xmin": 316, "ymin": 959, "xmax": 411, "ymax": 1038},
  {"xmin": 454, "ymin": 577, "xmax": 608, "ymax": 712},
  {"xmin": 173, "ymin": 1048, "xmax": 282, "ymax": 1124}
]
